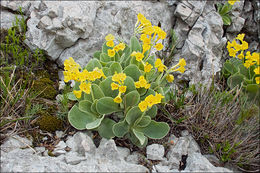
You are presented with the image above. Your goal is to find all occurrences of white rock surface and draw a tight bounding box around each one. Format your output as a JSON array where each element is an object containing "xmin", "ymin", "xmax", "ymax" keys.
[
  {"xmin": 147, "ymin": 144, "xmax": 165, "ymax": 161},
  {"xmin": 1, "ymin": 132, "xmax": 148, "ymax": 172},
  {"xmin": 0, "ymin": 135, "xmax": 32, "ymax": 152}
]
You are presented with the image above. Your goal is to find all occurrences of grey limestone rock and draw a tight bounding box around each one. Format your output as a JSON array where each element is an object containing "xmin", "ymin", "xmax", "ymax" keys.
[{"xmin": 147, "ymin": 144, "xmax": 165, "ymax": 161}]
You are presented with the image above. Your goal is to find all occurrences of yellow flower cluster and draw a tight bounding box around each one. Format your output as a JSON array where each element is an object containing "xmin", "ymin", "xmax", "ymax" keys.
[
  {"xmin": 227, "ymin": 34, "xmax": 248, "ymax": 58},
  {"xmin": 111, "ymin": 72, "xmax": 127, "ymax": 103},
  {"xmin": 138, "ymin": 93, "xmax": 164, "ymax": 112},
  {"xmin": 131, "ymin": 51, "xmax": 144, "ymax": 62},
  {"xmin": 105, "ymin": 34, "xmax": 126, "ymax": 57},
  {"xmin": 144, "ymin": 62, "xmax": 153, "ymax": 73},
  {"xmin": 155, "ymin": 58, "xmax": 166, "ymax": 72},
  {"xmin": 228, "ymin": 0, "xmax": 239, "ymax": 5},
  {"xmin": 170, "ymin": 58, "xmax": 186, "ymax": 73},
  {"xmin": 63, "ymin": 57, "xmax": 106, "ymax": 98},
  {"xmin": 254, "ymin": 67, "xmax": 260, "ymax": 84},
  {"xmin": 135, "ymin": 76, "xmax": 150, "ymax": 89},
  {"xmin": 227, "ymin": 33, "xmax": 260, "ymax": 84},
  {"xmin": 131, "ymin": 13, "xmax": 167, "ymax": 64},
  {"xmin": 63, "ymin": 57, "xmax": 81, "ymax": 82},
  {"xmin": 166, "ymin": 74, "xmax": 174, "ymax": 83}
]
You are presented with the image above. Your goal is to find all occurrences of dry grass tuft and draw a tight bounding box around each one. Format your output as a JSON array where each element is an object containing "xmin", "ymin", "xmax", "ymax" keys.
[{"xmin": 180, "ymin": 86, "xmax": 259, "ymax": 172}]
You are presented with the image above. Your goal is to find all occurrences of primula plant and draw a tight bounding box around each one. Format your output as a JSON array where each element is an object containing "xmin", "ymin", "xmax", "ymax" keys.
[
  {"xmin": 217, "ymin": 0, "xmax": 239, "ymax": 25},
  {"xmin": 222, "ymin": 33, "xmax": 260, "ymax": 101},
  {"xmin": 63, "ymin": 13, "xmax": 186, "ymax": 147}
]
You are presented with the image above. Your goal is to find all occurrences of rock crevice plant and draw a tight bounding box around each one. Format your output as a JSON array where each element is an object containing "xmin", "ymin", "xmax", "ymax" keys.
[
  {"xmin": 63, "ymin": 13, "xmax": 186, "ymax": 147},
  {"xmin": 222, "ymin": 33, "xmax": 260, "ymax": 102}
]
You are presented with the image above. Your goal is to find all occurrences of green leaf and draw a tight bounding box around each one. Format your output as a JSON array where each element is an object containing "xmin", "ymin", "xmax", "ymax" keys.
[
  {"xmin": 126, "ymin": 106, "xmax": 143, "ymax": 125},
  {"xmin": 86, "ymin": 59, "xmax": 102, "ymax": 71},
  {"xmin": 222, "ymin": 14, "xmax": 232, "ymax": 25},
  {"xmin": 96, "ymin": 97, "xmax": 121, "ymax": 115},
  {"xmin": 146, "ymin": 55, "xmax": 155, "ymax": 66},
  {"xmin": 102, "ymin": 42, "xmax": 110, "ymax": 54},
  {"xmin": 123, "ymin": 64, "xmax": 142, "ymax": 81},
  {"xmin": 124, "ymin": 90, "xmax": 140, "ymax": 109},
  {"xmin": 99, "ymin": 76, "xmax": 118, "ymax": 97},
  {"xmin": 100, "ymin": 53, "xmax": 111, "ymax": 63},
  {"xmin": 86, "ymin": 115, "xmax": 105, "ymax": 129},
  {"xmin": 93, "ymin": 51, "xmax": 101, "ymax": 60},
  {"xmin": 227, "ymin": 74, "xmax": 244, "ymax": 89},
  {"xmin": 238, "ymin": 64, "xmax": 250, "ymax": 79},
  {"xmin": 97, "ymin": 118, "xmax": 116, "ymax": 139},
  {"xmin": 84, "ymin": 92, "xmax": 93, "ymax": 102},
  {"xmin": 91, "ymin": 100, "xmax": 98, "ymax": 114},
  {"xmin": 137, "ymin": 120, "xmax": 170, "ymax": 139},
  {"xmin": 135, "ymin": 116, "xmax": 151, "ymax": 127},
  {"xmin": 67, "ymin": 92, "xmax": 77, "ymax": 101},
  {"xmin": 110, "ymin": 62, "xmax": 122, "ymax": 74},
  {"xmin": 127, "ymin": 131, "xmax": 148, "ymax": 148},
  {"xmin": 145, "ymin": 105, "xmax": 157, "ymax": 118},
  {"xmin": 112, "ymin": 120, "xmax": 129, "ymax": 137},
  {"xmin": 133, "ymin": 129, "xmax": 146, "ymax": 145},
  {"xmin": 91, "ymin": 84, "xmax": 105, "ymax": 99},
  {"xmin": 130, "ymin": 36, "xmax": 141, "ymax": 52},
  {"xmin": 68, "ymin": 105, "xmax": 95, "ymax": 130},
  {"xmin": 219, "ymin": 2, "xmax": 232, "ymax": 15},
  {"xmin": 124, "ymin": 76, "xmax": 136, "ymax": 94},
  {"xmin": 79, "ymin": 100, "xmax": 96, "ymax": 115},
  {"xmin": 102, "ymin": 67, "xmax": 111, "ymax": 77}
]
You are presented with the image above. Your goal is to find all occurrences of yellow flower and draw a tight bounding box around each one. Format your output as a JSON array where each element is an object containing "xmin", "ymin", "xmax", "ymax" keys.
[
  {"xmin": 79, "ymin": 82, "xmax": 91, "ymax": 94},
  {"xmin": 236, "ymin": 33, "xmax": 245, "ymax": 41},
  {"xmin": 135, "ymin": 82, "xmax": 141, "ymax": 88},
  {"xmin": 142, "ymin": 43, "xmax": 151, "ymax": 53},
  {"xmin": 241, "ymin": 41, "xmax": 248, "ymax": 50},
  {"xmin": 112, "ymin": 72, "xmax": 126, "ymax": 83},
  {"xmin": 119, "ymin": 85, "xmax": 127, "ymax": 93},
  {"xmin": 228, "ymin": 0, "xmax": 238, "ymax": 5},
  {"xmin": 119, "ymin": 73, "xmax": 126, "ymax": 81},
  {"xmin": 142, "ymin": 26, "xmax": 154, "ymax": 35},
  {"xmin": 145, "ymin": 83, "xmax": 151, "ymax": 89},
  {"xmin": 135, "ymin": 52, "xmax": 144, "ymax": 62},
  {"xmin": 108, "ymin": 49, "xmax": 115, "ymax": 57},
  {"xmin": 114, "ymin": 95, "xmax": 122, "ymax": 103},
  {"xmin": 106, "ymin": 40, "xmax": 114, "ymax": 47},
  {"xmin": 113, "ymin": 45, "xmax": 120, "ymax": 52},
  {"xmin": 63, "ymin": 71, "xmax": 71, "ymax": 83},
  {"xmin": 255, "ymin": 77, "xmax": 260, "ymax": 84},
  {"xmin": 237, "ymin": 52, "xmax": 244, "ymax": 59},
  {"xmin": 155, "ymin": 58, "xmax": 167, "ymax": 72},
  {"xmin": 105, "ymin": 34, "xmax": 115, "ymax": 41},
  {"xmin": 111, "ymin": 82, "xmax": 119, "ymax": 90},
  {"xmin": 154, "ymin": 93, "xmax": 164, "ymax": 104},
  {"xmin": 138, "ymin": 100, "xmax": 148, "ymax": 112},
  {"xmin": 155, "ymin": 58, "xmax": 163, "ymax": 67},
  {"xmin": 179, "ymin": 58, "xmax": 186, "ymax": 67},
  {"xmin": 228, "ymin": 48, "xmax": 237, "ymax": 57},
  {"xmin": 73, "ymin": 90, "xmax": 82, "ymax": 99},
  {"xmin": 145, "ymin": 95, "xmax": 155, "ymax": 107},
  {"xmin": 155, "ymin": 43, "xmax": 163, "ymax": 51},
  {"xmin": 140, "ymin": 34, "xmax": 147, "ymax": 42},
  {"xmin": 177, "ymin": 66, "xmax": 186, "ymax": 73},
  {"xmin": 144, "ymin": 62, "xmax": 153, "ymax": 73},
  {"xmin": 158, "ymin": 65, "xmax": 166, "ymax": 72},
  {"xmin": 158, "ymin": 29, "xmax": 166, "ymax": 40},
  {"xmin": 166, "ymin": 74, "xmax": 174, "ymax": 83},
  {"xmin": 118, "ymin": 43, "xmax": 125, "ymax": 50},
  {"xmin": 254, "ymin": 67, "xmax": 260, "ymax": 75}
]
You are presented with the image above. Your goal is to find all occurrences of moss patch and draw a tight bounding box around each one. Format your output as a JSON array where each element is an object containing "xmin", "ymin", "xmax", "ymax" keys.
[
  {"xmin": 35, "ymin": 111, "xmax": 63, "ymax": 132},
  {"xmin": 32, "ymin": 77, "xmax": 57, "ymax": 99}
]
